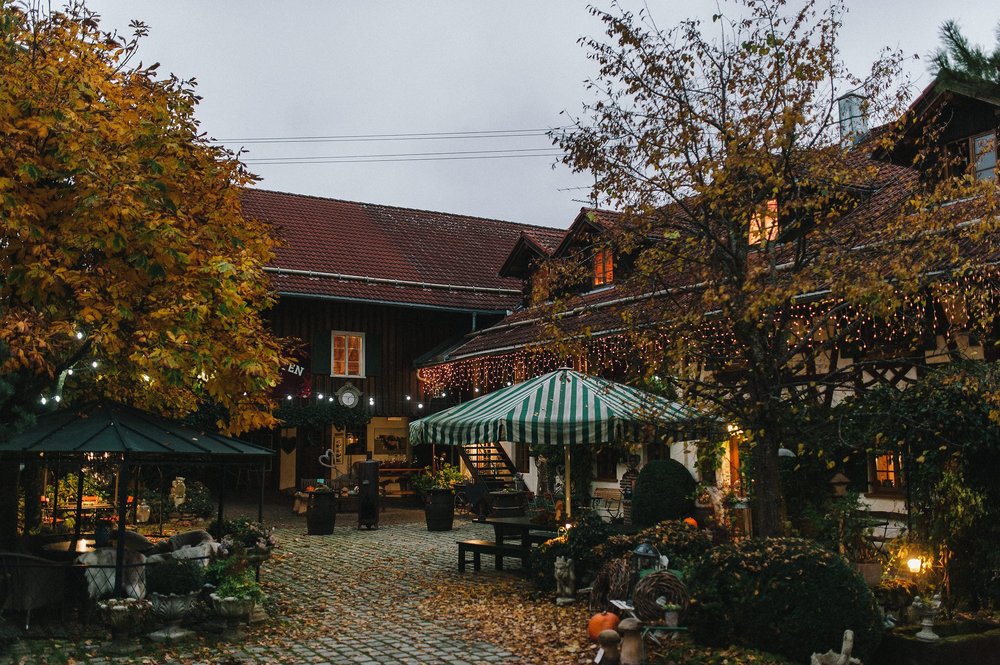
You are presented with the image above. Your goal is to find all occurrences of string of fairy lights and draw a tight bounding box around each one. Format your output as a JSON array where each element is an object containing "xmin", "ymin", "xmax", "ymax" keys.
[{"xmin": 416, "ymin": 268, "xmax": 1000, "ymax": 395}]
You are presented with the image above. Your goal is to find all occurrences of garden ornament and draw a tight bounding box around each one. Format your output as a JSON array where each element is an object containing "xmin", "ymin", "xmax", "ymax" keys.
[
  {"xmin": 617, "ymin": 617, "xmax": 643, "ymax": 665},
  {"xmin": 810, "ymin": 629, "xmax": 860, "ymax": 665},
  {"xmin": 912, "ymin": 594, "xmax": 943, "ymax": 642},
  {"xmin": 595, "ymin": 629, "xmax": 621, "ymax": 664},
  {"xmin": 555, "ymin": 556, "xmax": 576, "ymax": 605},
  {"xmin": 170, "ymin": 477, "xmax": 186, "ymax": 509}
]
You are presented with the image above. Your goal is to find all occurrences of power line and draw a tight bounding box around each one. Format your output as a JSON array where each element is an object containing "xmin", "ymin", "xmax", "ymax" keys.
[
  {"xmin": 245, "ymin": 152, "xmax": 564, "ymax": 165},
  {"xmin": 243, "ymin": 147, "xmax": 563, "ymax": 163},
  {"xmin": 215, "ymin": 127, "xmax": 566, "ymax": 145}
]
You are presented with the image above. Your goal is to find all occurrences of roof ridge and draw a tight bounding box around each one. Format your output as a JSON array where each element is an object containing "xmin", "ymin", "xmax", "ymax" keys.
[{"xmin": 244, "ymin": 187, "xmax": 562, "ymax": 233}]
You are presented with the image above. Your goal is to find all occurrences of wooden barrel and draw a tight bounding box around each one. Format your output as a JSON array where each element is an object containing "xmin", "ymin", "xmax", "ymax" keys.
[
  {"xmin": 306, "ymin": 492, "xmax": 337, "ymax": 535},
  {"xmin": 424, "ymin": 488, "xmax": 455, "ymax": 531}
]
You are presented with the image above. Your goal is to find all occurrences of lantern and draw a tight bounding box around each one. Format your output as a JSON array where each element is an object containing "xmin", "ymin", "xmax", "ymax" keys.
[
  {"xmin": 136, "ymin": 500, "xmax": 151, "ymax": 524},
  {"xmin": 631, "ymin": 538, "xmax": 661, "ymax": 583},
  {"xmin": 829, "ymin": 472, "xmax": 850, "ymax": 497}
]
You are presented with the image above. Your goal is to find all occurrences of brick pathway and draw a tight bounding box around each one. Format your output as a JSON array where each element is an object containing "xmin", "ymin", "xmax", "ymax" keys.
[{"xmin": 4, "ymin": 505, "xmax": 538, "ymax": 665}]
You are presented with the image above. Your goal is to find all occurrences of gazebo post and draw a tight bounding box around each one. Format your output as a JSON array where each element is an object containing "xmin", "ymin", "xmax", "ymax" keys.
[
  {"xmin": 52, "ymin": 457, "xmax": 60, "ymax": 528},
  {"xmin": 564, "ymin": 446, "xmax": 572, "ymax": 519},
  {"xmin": 70, "ymin": 462, "xmax": 85, "ymax": 552},
  {"xmin": 216, "ymin": 463, "xmax": 226, "ymax": 538},
  {"xmin": 258, "ymin": 461, "xmax": 265, "ymax": 524},
  {"xmin": 113, "ymin": 458, "xmax": 130, "ymax": 598}
]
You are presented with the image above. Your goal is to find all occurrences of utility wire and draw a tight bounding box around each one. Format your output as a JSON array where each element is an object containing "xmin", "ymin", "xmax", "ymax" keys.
[
  {"xmin": 215, "ymin": 127, "xmax": 565, "ymax": 144},
  {"xmin": 243, "ymin": 147, "xmax": 563, "ymax": 163},
  {"xmin": 246, "ymin": 152, "xmax": 564, "ymax": 165}
]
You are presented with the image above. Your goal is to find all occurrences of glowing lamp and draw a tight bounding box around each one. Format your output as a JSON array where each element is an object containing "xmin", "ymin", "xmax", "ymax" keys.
[{"xmin": 907, "ymin": 558, "xmax": 924, "ymax": 575}]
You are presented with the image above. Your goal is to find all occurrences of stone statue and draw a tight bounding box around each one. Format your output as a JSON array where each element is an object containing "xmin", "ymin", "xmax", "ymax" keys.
[
  {"xmin": 170, "ymin": 477, "xmax": 186, "ymax": 509},
  {"xmin": 554, "ymin": 556, "xmax": 575, "ymax": 605},
  {"xmin": 810, "ymin": 629, "xmax": 860, "ymax": 665}
]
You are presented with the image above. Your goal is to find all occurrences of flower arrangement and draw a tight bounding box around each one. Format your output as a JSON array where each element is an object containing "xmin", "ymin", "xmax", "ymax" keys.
[
  {"xmin": 411, "ymin": 462, "xmax": 467, "ymax": 494},
  {"xmin": 212, "ymin": 517, "xmax": 277, "ymax": 556}
]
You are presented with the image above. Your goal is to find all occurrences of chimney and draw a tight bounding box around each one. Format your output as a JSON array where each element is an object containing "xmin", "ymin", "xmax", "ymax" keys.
[{"xmin": 837, "ymin": 92, "xmax": 868, "ymax": 146}]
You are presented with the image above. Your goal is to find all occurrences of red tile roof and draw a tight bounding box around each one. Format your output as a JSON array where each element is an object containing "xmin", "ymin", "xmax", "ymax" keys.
[{"xmin": 241, "ymin": 189, "xmax": 560, "ymax": 313}]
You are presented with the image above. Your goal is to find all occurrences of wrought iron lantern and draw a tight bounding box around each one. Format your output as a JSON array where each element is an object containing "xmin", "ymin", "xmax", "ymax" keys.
[{"xmin": 631, "ymin": 538, "xmax": 661, "ymax": 581}]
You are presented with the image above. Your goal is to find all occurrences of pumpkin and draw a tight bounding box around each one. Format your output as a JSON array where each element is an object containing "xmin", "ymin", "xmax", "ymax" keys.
[
  {"xmin": 587, "ymin": 611, "xmax": 620, "ymax": 641},
  {"xmin": 683, "ymin": 516, "xmax": 698, "ymax": 528},
  {"xmin": 305, "ymin": 485, "xmax": 316, "ymax": 492}
]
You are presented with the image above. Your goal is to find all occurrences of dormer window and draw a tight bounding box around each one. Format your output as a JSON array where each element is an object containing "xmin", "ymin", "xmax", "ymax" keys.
[
  {"xmin": 749, "ymin": 199, "xmax": 779, "ymax": 246},
  {"xmin": 973, "ymin": 131, "xmax": 997, "ymax": 182},
  {"xmin": 593, "ymin": 248, "xmax": 614, "ymax": 287}
]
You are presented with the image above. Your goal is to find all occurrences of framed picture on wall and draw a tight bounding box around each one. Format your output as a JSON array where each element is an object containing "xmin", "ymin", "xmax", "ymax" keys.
[{"xmin": 374, "ymin": 434, "xmax": 407, "ymax": 455}]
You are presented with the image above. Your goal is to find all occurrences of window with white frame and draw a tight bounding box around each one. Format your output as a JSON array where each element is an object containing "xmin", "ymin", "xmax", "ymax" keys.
[{"xmin": 331, "ymin": 332, "xmax": 365, "ymax": 377}]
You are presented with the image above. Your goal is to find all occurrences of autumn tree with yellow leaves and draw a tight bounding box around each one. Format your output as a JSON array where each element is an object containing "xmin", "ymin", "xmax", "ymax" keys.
[
  {"xmin": 0, "ymin": 3, "xmax": 287, "ymax": 537},
  {"xmin": 546, "ymin": 0, "xmax": 1000, "ymax": 536}
]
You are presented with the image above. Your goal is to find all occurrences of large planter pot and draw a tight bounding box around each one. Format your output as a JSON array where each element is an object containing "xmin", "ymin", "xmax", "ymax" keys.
[
  {"xmin": 148, "ymin": 591, "xmax": 198, "ymax": 642},
  {"xmin": 489, "ymin": 490, "xmax": 528, "ymax": 517},
  {"xmin": 210, "ymin": 592, "xmax": 255, "ymax": 640},
  {"xmin": 306, "ymin": 492, "xmax": 337, "ymax": 535},
  {"xmin": 97, "ymin": 598, "xmax": 151, "ymax": 654},
  {"xmin": 424, "ymin": 488, "xmax": 455, "ymax": 531}
]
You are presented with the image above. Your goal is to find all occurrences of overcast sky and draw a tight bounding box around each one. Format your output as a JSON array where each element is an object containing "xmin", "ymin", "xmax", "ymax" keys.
[{"xmin": 84, "ymin": 1, "xmax": 997, "ymax": 229}]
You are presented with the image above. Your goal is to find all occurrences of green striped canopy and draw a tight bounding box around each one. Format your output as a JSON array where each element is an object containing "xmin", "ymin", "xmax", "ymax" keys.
[{"xmin": 409, "ymin": 368, "xmax": 700, "ymax": 447}]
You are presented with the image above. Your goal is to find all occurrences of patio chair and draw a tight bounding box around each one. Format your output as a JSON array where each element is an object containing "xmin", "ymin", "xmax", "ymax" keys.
[{"xmin": 0, "ymin": 552, "xmax": 67, "ymax": 629}]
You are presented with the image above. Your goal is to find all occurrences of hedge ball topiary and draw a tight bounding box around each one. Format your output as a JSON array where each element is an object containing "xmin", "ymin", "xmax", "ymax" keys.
[
  {"xmin": 630, "ymin": 458, "xmax": 697, "ymax": 528},
  {"xmin": 685, "ymin": 537, "xmax": 883, "ymax": 663}
]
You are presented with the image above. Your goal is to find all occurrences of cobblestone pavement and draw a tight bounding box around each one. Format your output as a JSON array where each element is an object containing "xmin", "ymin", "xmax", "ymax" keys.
[{"xmin": 4, "ymin": 504, "xmax": 539, "ymax": 665}]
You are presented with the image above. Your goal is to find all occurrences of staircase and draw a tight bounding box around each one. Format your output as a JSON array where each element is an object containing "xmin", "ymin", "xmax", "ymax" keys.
[{"xmin": 458, "ymin": 442, "xmax": 518, "ymax": 491}]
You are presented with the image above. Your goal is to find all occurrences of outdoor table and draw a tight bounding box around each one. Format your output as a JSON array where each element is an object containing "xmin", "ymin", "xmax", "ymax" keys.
[{"xmin": 480, "ymin": 516, "xmax": 558, "ymax": 571}]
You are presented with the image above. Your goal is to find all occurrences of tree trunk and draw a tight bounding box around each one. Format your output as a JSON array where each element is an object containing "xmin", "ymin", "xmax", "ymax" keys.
[{"xmin": 751, "ymin": 435, "xmax": 784, "ymax": 537}]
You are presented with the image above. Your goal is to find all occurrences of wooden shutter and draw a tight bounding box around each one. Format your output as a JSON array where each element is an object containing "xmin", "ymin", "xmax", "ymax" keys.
[
  {"xmin": 365, "ymin": 334, "xmax": 382, "ymax": 377},
  {"xmin": 311, "ymin": 331, "xmax": 332, "ymax": 376}
]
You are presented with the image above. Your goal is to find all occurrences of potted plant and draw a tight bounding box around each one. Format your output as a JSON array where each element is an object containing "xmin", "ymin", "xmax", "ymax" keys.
[
  {"xmin": 489, "ymin": 486, "xmax": 529, "ymax": 517},
  {"xmin": 146, "ymin": 559, "xmax": 204, "ymax": 642},
  {"xmin": 412, "ymin": 463, "xmax": 467, "ymax": 531},
  {"xmin": 213, "ymin": 517, "xmax": 278, "ymax": 558},
  {"xmin": 209, "ymin": 566, "xmax": 265, "ymax": 640}
]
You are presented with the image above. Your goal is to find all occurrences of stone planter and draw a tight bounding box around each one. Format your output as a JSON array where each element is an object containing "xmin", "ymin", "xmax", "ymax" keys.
[
  {"xmin": 210, "ymin": 592, "xmax": 255, "ymax": 640},
  {"xmin": 96, "ymin": 598, "xmax": 151, "ymax": 654},
  {"xmin": 489, "ymin": 490, "xmax": 527, "ymax": 517},
  {"xmin": 149, "ymin": 591, "xmax": 199, "ymax": 642},
  {"xmin": 424, "ymin": 488, "xmax": 455, "ymax": 531}
]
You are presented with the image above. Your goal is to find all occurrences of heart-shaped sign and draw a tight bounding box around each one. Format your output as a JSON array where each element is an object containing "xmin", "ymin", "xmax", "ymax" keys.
[{"xmin": 318, "ymin": 448, "xmax": 334, "ymax": 468}]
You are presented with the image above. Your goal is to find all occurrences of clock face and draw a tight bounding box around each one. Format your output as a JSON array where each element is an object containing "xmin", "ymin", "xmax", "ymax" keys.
[{"xmin": 339, "ymin": 391, "xmax": 358, "ymax": 407}]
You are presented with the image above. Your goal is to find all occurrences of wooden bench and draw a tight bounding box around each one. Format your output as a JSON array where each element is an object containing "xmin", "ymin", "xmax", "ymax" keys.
[
  {"xmin": 591, "ymin": 487, "xmax": 623, "ymax": 521},
  {"xmin": 457, "ymin": 539, "xmax": 529, "ymax": 572}
]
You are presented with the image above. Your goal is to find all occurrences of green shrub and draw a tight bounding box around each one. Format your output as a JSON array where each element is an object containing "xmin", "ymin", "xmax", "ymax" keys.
[
  {"xmin": 631, "ymin": 459, "xmax": 697, "ymax": 528},
  {"xmin": 531, "ymin": 510, "xmax": 610, "ymax": 590},
  {"xmin": 146, "ymin": 559, "xmax": 204, "ymax": 595},
  {"xmin": 182, "ymin": 479, "xmax": 214, "ymax": 518},
  {"xmin": 596, "ymin": 519, "xmax": 712, "ymax": 573},
  {"xmin": 686, "ymin": 538, "xmax": 883, "ymax": 663}
]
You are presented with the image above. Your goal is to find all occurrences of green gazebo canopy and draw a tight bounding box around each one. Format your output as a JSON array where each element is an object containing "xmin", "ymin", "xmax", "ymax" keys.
[{"xmin": 0, "ymin": 400, "xmax": 271, "ymax": 460}]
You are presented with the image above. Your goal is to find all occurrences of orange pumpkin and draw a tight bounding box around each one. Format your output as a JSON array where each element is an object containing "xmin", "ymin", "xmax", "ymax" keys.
[
  {"xmin": 683, "ymin": 516, "xmax": 698, "ymax": 528},
  {"xmin": 587, "ymin": 611, "xmax": 621, "ymax": 641},
  {"xmin": 305, "ymin": 485, "xmax": 315, "ymax": 492}
]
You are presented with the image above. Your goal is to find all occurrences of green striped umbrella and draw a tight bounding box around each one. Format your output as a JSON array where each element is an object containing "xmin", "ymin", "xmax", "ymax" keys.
[{"xmin": 409, "ymin": 368, "xmax": 701, "ymax": 515}]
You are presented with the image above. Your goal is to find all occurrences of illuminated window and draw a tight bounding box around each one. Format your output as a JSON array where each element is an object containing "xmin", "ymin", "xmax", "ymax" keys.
[
  {"xmin": 749, "ymin": 199, "xmax": 779, "ymax": 246},
  {"xmin": 331, "ymin": 332, "xmax": 364, "ymax": 377},
  {"xmin": 973, "ymin": 131, "xmax": 997, "ymax": 182},
  {"xmin": 870, "ymin": 453, "xmax": 903, "ymax": 494},
  {"xmin": 593, "ymin": 248, "xmax": 614, "ymax": 286}
]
